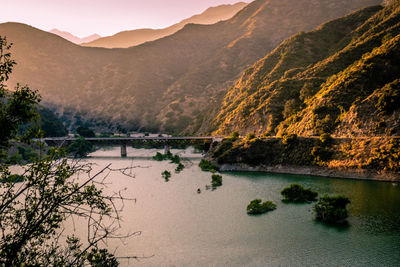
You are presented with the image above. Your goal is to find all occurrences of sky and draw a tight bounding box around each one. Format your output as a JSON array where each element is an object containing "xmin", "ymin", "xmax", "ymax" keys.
[{"xmin": 1, "ymin": 0, "xmax": 252, "ymax": 38}]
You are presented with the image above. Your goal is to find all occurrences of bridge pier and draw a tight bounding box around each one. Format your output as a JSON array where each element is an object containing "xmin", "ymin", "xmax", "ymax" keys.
[
  {"xmin": 121, "ymin": 143, "xmax": 127, "ymax": 157},
  {"xmin": 164, "ymin": 144, "xmax": 170, "ymax": 155}
]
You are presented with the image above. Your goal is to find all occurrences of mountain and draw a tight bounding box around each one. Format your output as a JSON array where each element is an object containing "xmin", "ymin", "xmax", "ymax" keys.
[
  {"xmin": 1, "ymin": 0, "xmax": 381, "ymax": 134},
  {"xmin": 81, "ymin": 2, "xmax": 247, "ymax": 48},
  {"xmin": 49, "ymin": 29, "xmax": 100, "ymax": 44},
  {"xmin": 212, "ymin": 0, "xmax": 400, "ymax": 137}
]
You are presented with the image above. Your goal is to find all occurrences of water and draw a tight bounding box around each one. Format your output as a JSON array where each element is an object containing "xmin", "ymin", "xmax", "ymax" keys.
[{"xmin": 82, "ymin": 147, "xmax": 400, "ymax": 266}]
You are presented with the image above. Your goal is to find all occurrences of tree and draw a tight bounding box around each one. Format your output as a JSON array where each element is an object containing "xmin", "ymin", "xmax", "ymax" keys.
[
  {"xmin": 77, "ymin": 126, "xmax": 96, "ymax": 138},
  {"xmin": 211, "ymin": 174, "xmax": 223, "ymax": 188},
  {"xmin": 0, "ymin": 36, "xmax": 140, "ymax": 265},
  {"xmin": 246, "ymin": 199, "xmax": 277, "ymax": 215},
  {"xmin": 281, "ymin": 183, "xmax": 318, "ymax": 203},
  {"xmin": 67, "ymin": 136, "xmax": 95, "ymax": 158},
  {"xmin": 313, "ymin": 195, "xmax": 350, "ymax": 224}
]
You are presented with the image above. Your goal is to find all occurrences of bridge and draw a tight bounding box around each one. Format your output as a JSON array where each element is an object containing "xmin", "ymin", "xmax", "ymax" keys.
[{"xmin": 40, "ymin": 136, "xmax": 222, "ymax": 157}]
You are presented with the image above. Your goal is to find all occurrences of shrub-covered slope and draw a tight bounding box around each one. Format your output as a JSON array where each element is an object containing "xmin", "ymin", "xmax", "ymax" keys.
[
  {"xmin": 1, "ymin": 0, "xmax": 380, "ymax": 134},
  {"xmin": 212, "ymin": 1, "xmax": 400, "ymax": 137}
]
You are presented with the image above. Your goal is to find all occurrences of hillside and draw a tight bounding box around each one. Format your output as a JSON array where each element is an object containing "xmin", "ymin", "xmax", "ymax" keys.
[
  {"xmin": 49, "ymin": 29, "xmax": 100, "ymax": 44},
  {"xmin": 81, "ymin": 2, "xmax": 247, "ymax": 48},
  {"xmin": 212, "ymin": 0, "xmax": 399, "ymax": 137},
  {"xmin": 1, "ymin": 0, "xmax": 381, "ymax": 134}
]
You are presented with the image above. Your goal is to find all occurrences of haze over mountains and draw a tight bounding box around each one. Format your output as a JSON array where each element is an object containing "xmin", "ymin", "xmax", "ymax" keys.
[
  {"xmin": 82, "ymin": 2, "xmax": 247, "ymax": 48},
  {"xmin": 1, "ymin": 0, "xmax": 383, "ymax": 135},
  {"xmin": 49, "ymin": 29, "xmax": 100, "ymax": 44}
]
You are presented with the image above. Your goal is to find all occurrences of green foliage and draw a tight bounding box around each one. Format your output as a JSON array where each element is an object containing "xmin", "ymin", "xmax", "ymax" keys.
[
  {"xmin": 311, "ymin": 146, "xmax": 333, "ymax": 163},
  {"xmin": 313, "ymin": 195, "xmax": 350, "ymax": 224},
  {"xmin": 175, "ymin": 163, "xmax": 184, "ymax": 173},
  {"xmin": 375, "ymin": 79, "xmax": 400, "ymax": 115},
  {"xmin": 67, "ymin": 136, "xmax": 94, "ymax": 158},
  {"xmin": 76, "ymin": 126, "xmax": 95, "ymax": 138},
  {"xmin": 162, "ymin": 170, "xmax": 171, "ymax": 182},
  {"xmin": 0, "ymin": 174, "xmax": 24, "ymax": 183},
  {"xmin": 283, "ymin": 99, "xmax": 299, "ymax": 119},
  {"xmin": 0, "ymin": 147, "xmax": 126, "ymax": 265},
  {"xmin": 38, "ymin": 107, "xmax": 67, "ymax": 137},
  {"xmin": 87, "ymin": 248, "xmax": 118, "ymax": 267},
  {"xmin": 246, "ymin": 199, "xmax": 277, "ymax": 215},
  {"xmin": 245, "ymin": 133, "xmax": 256, "ymax": 141},
  {"xmin": 365, "ymin": 138, "xmax": 400, "ymax": 171},
  {"xmin": 213, "ymin": 137, "xmax": 317, "ymax": 167},
  {"xmin": 153, "ymin": 152, "xmax": 168, "ymax": 161},
  {"xmin": 282, "ymin": 134, "xmax": 298, "ymax": 146},
  {"xmin": 199, "ymin": 159, "xmax": 219, "ymax": 172},
  {"xmin": 0, "ymin": 36, "xmax": 122, "ymax": 265},
  {"xmin": 17, "ymin": 145, "xmax": 38, "ymax": 162},
  {"xmin": 320, "ymin": 133, "xmax": 333, "ymax": 146},
  {"xmin": 0, "ymin": 84, "xmax": 41, "ymax": 149},
  {"xmin": 230, "ymin": 131, "xmax": 240, "ymax": 141},
  {"xmin": 281, "ymin": 183, "xmax": 318, "ymax": 203},
  {"xmin": 211, "ymin": 174, "xmax": 222, "ymax": 188},
  {"xmin": 170, "ymin": 154, "xmax": 181, "ymax": 164}
]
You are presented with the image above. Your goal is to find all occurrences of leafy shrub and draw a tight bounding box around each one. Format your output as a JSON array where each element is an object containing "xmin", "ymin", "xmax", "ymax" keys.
[
  {"xmin": 199, "ymin": 159, "xmax": 219, "ymax": 172},
  {"xmin": 313, "ymin": 195, "xmax": 350, "ymax": 224},
  {"xmin": 281, "ymin": 183, "xmax": 318, "ymax": 202},
  {"xmin": 245, "ymin": 133, "xmax": 256, "ymax": 141},
  {"xmin": 153, "ymin": 151, "xmax": 173, "ymax": 161},
  {"xmin": 161, "ymin": 170, "xmax": 171, "ymax": 182},
  {"xmin": 230, "ymin": 131, "xmax": 240, "ymax": 141},
  {"xmin": 282, "ymin": 134, "xmax": 298, "ymax": 146},
  {"xmin": 170, "ymin": 155, "xmax": 181, "ymax": 164},
  {"xmin": 375, "ymin": 79, "xmax": 400, "ymax": 115},
  {"xmin": 175, "ymin": 163, "xmax": 184, "ymax": 173},
  {"xmin": 1, "ymin": 174, "xmax": 24, "ymax": 183},
  {"xmin": 311, "ymin": 146, "xmax": 333, "ymax": 163},
  {"xmin": 17, "ymin": 145, "xmax": 38, "ymax": 162},
  {"xmin": 211, "ymin": 174, "xmax": 222, "ymax": 188},
  {"xmin": 246, "ymin": 199, "xmax": 277, "ymax": 215},
  {"xmin": 320, "ymin": 133, "xmax": 333, "ymax": 146}
]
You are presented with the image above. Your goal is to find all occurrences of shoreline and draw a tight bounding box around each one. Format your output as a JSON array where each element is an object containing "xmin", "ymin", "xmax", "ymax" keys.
[{"xmin": 218, "ymin": 163, "xmax": 400, "ymax": 182}]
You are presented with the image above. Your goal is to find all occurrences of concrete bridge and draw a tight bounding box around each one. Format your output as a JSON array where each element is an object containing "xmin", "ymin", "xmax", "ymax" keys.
[{"xmin": 40, "ymin": 136, "xmax": 222, "ymax": 157}]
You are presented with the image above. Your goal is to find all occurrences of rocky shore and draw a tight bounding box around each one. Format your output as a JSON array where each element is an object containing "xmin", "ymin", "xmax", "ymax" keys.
[{"xmin": 218, "ymin": 163, "xmax": 400, "ymax": 182}]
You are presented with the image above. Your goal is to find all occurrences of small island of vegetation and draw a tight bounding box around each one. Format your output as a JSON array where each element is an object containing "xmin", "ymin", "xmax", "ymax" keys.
[
  {"xmin": 281, "ymin": 183, "xmax": 318, "ymax": 203},
  {"xmin": 313, "ymin": 195, "xmax": 350, "ymax": 224},
  {"xmin": 162, "ymin": 170, "xmax": 171, "ymax": 182},
  {"xmin": 246, "ymin": 199, "xmax": 277, "ymax": 215},
  {"xmin": 211, "ymin": 174, "xmax": 223, "ymax": 188}
]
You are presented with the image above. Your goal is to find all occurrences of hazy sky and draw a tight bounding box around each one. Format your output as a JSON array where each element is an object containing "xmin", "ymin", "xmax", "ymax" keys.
[{"xmin": 1, "ymin": 0, "xmax": 252, "ymax": 37}]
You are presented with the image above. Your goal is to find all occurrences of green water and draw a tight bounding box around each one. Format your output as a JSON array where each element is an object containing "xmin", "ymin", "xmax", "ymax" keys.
[{"xmin": 85, "ymin": 147, "xmax": 400, "ymax": 266}]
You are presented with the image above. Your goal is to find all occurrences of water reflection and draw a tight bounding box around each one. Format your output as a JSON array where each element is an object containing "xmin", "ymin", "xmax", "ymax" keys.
[{"xmin": 82, "ymin": 147, "xmax": 400, "ymax": 266}]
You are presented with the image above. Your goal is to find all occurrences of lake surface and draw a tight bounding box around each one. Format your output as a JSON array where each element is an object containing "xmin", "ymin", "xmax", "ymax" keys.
[{"xmin": 82, "ymin": 147, "xmax": 400, "ymax": 266}]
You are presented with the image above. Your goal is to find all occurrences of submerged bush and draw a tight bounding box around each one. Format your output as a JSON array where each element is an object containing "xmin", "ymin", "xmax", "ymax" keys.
[
  {"xmin": 313, "ymin": 195, "xmax": 350, "ymax": 224},
  {"xmin": 211, "ymin": 174, "xmax": 223, "ymax": 188},
  {"xmin": 175, "ymin": 163, "xmax": 184, "ymax": 173},
  {"xmin": 281, "ymin": 183, "xmax": 318, "ymax": 202},
  {"xmin": 161, "ymin": 170, "xmax": 171, "ymax": 182},
  {"xmin": 199, "ymin": 159, "xmax": 219, "ymax": 172},
  {"xmin": 246, "ymin": 199, "xmax": 277, "ymax": 215}
]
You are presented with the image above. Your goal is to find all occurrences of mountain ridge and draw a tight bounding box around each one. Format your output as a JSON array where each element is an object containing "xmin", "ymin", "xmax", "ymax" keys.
[
  {"xmin": 1, "ymin": 0, "xmax": 382, "ymax": 133},
  {"xmin": 49, "ymin": 29, "xmax": 100, "ymax": 44},
  {"xmin": 211, "ymin": 0, "xmax": 400, "ymax": 137},
  {"xmin": 81, "ymin": 2, "xmax": 247, "ymax": 48}
]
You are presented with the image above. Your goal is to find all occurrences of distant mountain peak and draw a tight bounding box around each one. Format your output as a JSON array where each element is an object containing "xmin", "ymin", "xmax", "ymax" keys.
[
  {"xmin": 49, "ymin": 29, "xmax": 100, "ymax": 44},
  {"xmin": 81, "ymin": 2, "xmax": 248, "ymax": 48}
]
